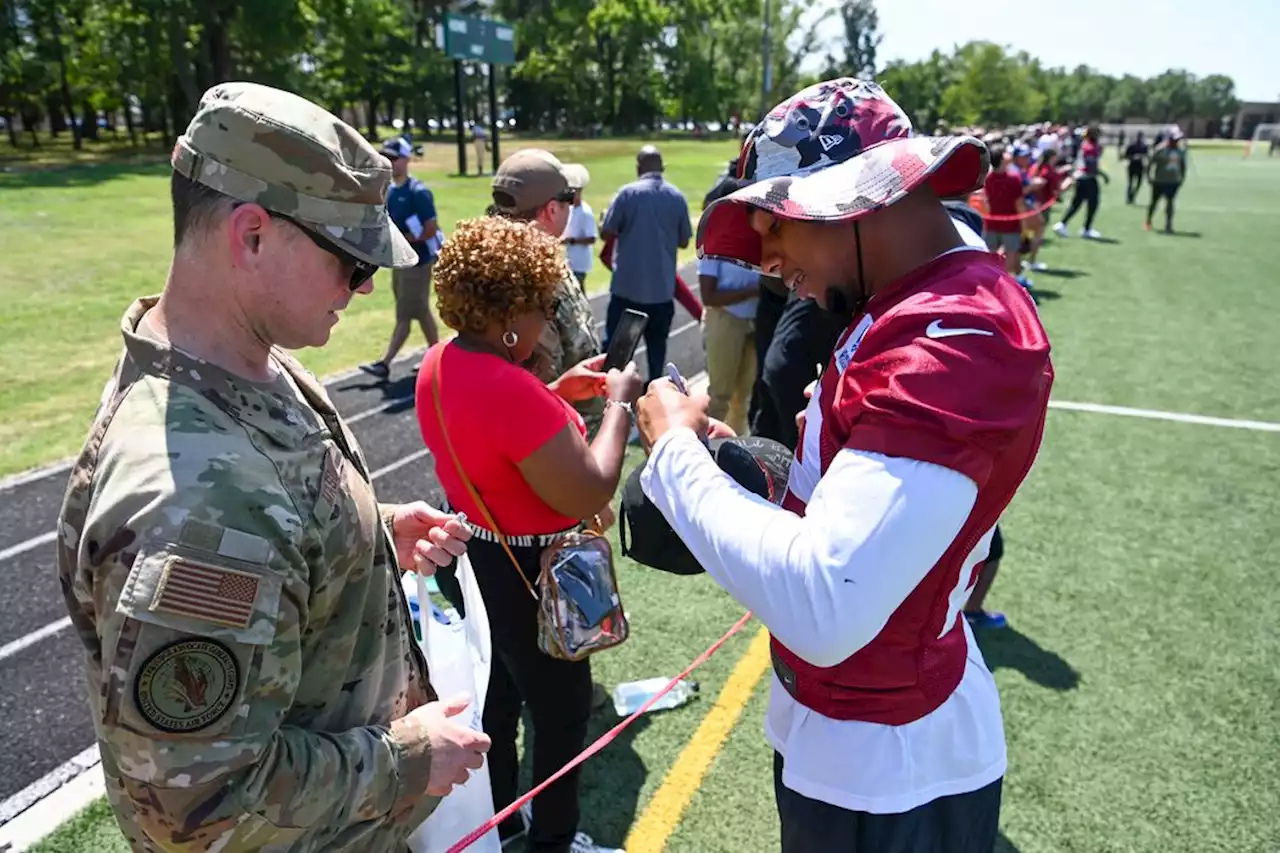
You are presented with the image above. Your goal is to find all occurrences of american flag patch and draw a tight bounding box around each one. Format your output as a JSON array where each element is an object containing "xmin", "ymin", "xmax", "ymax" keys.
[{"xmin": 150, "ymin": 558, "xmax": 261, "ymax": 629}]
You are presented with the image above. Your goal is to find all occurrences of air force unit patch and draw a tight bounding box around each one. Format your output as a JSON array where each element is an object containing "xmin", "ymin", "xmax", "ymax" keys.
[{"xmin": 134, "ymin": 638, "xmax": 240, "ymax": 733}]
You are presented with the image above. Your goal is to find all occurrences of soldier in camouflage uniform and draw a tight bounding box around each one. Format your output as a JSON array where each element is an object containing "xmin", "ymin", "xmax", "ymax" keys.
[
  {"xmin": 55, "ymin": 81, "xmax": 489, "ymax": 853},
  {"xmin": 487, "ymin": 149, "xmax": 605, "ymax": 436}
]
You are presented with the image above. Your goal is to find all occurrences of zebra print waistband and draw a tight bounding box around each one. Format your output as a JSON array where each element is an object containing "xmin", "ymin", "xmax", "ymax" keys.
[{"xmin": 443, "ymin": 502, "xmax": 579, "ymax": 548}]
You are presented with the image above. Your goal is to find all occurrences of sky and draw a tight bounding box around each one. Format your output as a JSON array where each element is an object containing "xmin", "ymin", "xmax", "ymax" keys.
[{"xmin": 801, "ymin": 0, "xmax": 1278, "ymax": 103}]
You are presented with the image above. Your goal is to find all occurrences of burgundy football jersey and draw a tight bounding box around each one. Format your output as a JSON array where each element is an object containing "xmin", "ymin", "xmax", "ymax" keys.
[{"xmin": 775, "ymin": 248, "xmax": 1053, "ymax": 724}]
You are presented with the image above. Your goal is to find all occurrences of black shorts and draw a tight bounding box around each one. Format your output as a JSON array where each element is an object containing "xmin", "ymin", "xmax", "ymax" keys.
[
  {"xmin": 774, "ymin": 752, "xmax": 1003, "ymax": 853},
  {"xmin": 1151, "ymin": 182, "xmax": 1180, "ymax": 202},
  {"xmin": 988, "ymin": 525, "xmax": 1004, "ymax": 563}
]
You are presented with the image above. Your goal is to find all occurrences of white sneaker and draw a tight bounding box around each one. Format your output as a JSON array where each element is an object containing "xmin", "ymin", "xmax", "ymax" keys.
[
  {"xmin": 1052, "ymin": 222, "xmax": 1068, "ymax": 237},
  {"xmin": 499, "ymin": 803, "xmax": 533, "ymax": 849},
  {"xmin": 570, "ymin": 832, "xmax": 625, "ymax": 853},
  {"xmin": 1083, "ymin": 228, "xmax": 1102, "ymax": 239},
  {"xmin": 1030, "ymin": 261, "xmax": 1048, "ymax": 271}
]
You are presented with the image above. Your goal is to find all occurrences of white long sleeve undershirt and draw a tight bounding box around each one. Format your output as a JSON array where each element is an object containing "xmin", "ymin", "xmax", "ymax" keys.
[{"xmin": 639, "ymin": 427, "xmax": 978, "ymax": 667}]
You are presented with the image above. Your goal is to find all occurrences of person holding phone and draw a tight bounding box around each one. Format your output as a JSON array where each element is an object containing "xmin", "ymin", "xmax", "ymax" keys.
[{"xmin": 416, "ymin": 216, "xmax": 641, "ymax": 853}]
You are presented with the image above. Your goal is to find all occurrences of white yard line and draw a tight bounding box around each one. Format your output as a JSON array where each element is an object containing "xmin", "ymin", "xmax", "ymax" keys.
[{"xmin": 1047, "ymin": 400, "xmax": 1280, "ymax": 432}]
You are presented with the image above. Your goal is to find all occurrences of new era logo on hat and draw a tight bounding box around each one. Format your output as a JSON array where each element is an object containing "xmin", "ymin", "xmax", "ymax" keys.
[{"xmin": 697, "ymin": 77, "xmax": 991, "ymax": 271}]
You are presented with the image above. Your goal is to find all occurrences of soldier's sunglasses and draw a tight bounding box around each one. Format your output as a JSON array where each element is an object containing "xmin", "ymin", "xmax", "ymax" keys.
[{"xmin": 275, "ymin": 214, "xmax": 379, "ymax": 291}]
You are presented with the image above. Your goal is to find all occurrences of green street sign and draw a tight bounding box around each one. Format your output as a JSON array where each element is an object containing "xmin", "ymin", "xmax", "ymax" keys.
[{"xmin": 443, "ymin": 13, "xmax": 515, "ymax": 65}]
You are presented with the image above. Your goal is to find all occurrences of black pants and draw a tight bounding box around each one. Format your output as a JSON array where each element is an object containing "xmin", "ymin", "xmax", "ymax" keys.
[
  {"xmin": 604, "ymin": 294, "xmax": 675, "ymax": 384},
  {"xmin": 1060, "ymin": 177, "xmax": 1100, "ymax": 231},
  {"xmin": 753, "ymin": 293, "xmax": 845, "ymax": 450},
  {"xmin": 1147, "ymin": 181, "xmax": 1181, "ymax": 230},
  {"xmin": 436, "ymin": 538, "xmax": 593, "ymax": 853},
  {"xmin": 774, "ymin": 753, "xmax": 1003, "ymax": 853},
  {"xmin": 1126, "ymin": 164, "xmax": 1144, "ymax": 203},
  {"xmin": 747, "ymin": 283, "xmax": 790, "ymax": 440}
]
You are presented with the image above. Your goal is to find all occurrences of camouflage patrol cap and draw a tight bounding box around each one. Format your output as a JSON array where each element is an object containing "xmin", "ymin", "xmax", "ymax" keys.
[{"xmin": 171, "ymin": 81, "xmax": 417, "ymax": 269}]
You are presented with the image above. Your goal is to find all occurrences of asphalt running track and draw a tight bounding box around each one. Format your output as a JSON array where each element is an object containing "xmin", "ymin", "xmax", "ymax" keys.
[{"xmin": 0, "ymin": 278, "xmax": 708, "ymax": 817}]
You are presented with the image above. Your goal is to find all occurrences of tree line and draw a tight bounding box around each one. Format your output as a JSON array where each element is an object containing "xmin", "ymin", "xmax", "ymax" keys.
[{"xmin": 0, "ymin": 0, "xmax": 1244, "ymax": 151}]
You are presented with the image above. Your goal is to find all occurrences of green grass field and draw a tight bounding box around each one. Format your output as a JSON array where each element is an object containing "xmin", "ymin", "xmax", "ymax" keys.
[{"xmin": 18, "ymin": 143, "xmax": 1280, "ymax": 853}]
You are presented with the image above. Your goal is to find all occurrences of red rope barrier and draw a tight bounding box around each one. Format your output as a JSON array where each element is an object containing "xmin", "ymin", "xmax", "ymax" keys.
[
  {"xmin": 443, "ymin": 610, "xmax": 758, "ymax": 853},
  {"xmin": 969, "ymin": 193, "xmax": 1061, "ymax": 224}
]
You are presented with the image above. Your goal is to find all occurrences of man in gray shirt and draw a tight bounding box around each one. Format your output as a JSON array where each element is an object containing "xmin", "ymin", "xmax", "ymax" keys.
[{"xmin": 601, "ymin": 145, "xmax": 692, "ymax": 382}]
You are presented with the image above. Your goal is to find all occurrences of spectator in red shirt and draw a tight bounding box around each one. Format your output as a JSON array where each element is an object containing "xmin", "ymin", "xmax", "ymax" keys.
[
  {"xmin": 416, "ymin": 216, "xmax": 642, "ymax": 853},
  {"xmin": 1025, "ymin": 149, "xmax": 1072, "ymax": 271},
  {"xmin": 981, "ymin": 144, "xmax": 1030, "ymax": 282}
]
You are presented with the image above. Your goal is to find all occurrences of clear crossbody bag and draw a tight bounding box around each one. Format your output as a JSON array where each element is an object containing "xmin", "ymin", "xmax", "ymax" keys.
[{"xmin": 428, "ymin": 346, "xmax": 629, "ymax": 662}]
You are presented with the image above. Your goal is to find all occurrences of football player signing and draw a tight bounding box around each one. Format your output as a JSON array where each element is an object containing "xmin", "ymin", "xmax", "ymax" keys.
[{"xmin": 634, "ymin": 78, "xmax": 1054, "ymax": 852}]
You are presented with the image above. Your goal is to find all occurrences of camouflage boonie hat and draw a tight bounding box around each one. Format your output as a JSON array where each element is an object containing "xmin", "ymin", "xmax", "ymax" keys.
[
  {"xmin": 171, "ymin": 81, "xmax": 417, "ymax": 269},
  {"xmin": 697, "ymin": 78, "xmax": 990, "ymax": 271}
]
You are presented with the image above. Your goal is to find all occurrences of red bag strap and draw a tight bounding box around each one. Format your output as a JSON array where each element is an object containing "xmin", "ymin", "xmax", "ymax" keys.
[{"xmin": 429, "ymin": 345, "xmax": 538, "ymax": 600}]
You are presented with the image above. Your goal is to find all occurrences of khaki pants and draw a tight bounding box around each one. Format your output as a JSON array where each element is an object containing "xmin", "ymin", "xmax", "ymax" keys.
[
  {"xmin": 392, "ymin": 263, "xmax": 433, "ymax": 324},
  {"xmin": 473, "ymin": 138, "xmax": 487, "ymax": 173},
  {"xmin": 702, "ymin": 307, "xmax": 756, "ymax": 436}
]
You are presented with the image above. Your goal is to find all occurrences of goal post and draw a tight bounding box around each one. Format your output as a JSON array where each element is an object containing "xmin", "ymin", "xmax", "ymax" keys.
[{"xmin": 1246, "ymin": 123, "xmax": 1279, "ymax": 158}]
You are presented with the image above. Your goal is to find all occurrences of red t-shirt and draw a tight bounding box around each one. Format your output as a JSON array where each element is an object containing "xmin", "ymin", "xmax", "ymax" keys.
[
  {"xmin": 1029, "ymin": 163, "xmax": 1062, "ymax": 205},
  {"xmin": 415, "ymin": 342, "xmax": 586, "ymax": 535},
  {"xmin": 982, "ymin": 166, "xmax": 1024, "ymax": 234}
]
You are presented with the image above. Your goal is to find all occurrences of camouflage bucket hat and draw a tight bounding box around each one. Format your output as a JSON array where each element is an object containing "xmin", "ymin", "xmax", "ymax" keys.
[
  {"xmin": 697, "ymin": 78, "xmax": 991, "ymax": 270},
  {"xmin": 171, "ymin": 81, "xmax": 417, "ymax": 269}
]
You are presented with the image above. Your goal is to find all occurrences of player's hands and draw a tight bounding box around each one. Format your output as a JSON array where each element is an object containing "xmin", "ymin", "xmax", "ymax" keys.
[
  {"xmin": 795, "ymin": 379, "xmax": 818, "ymax": 434},
  {"xmin": 390, "ymin": 501, "xmax": 471, "ymax": 576},
  {"xmin": 636, "ymin": 379, "xmax": 710, "ymax": 452},
  {"xmin": 552, "ymin": 353, "xmax": 608, "ymax": 402},
  {"xmin": 707, "ymin": 418, "xmax": 736, "ymax": 439},
  {"xmin": 391, "ymin": 694, "xmax": 492, "ymax": 805},
  {"xmin": 606, "ymin": 361, "xmax": 644, "ymax": 404}
]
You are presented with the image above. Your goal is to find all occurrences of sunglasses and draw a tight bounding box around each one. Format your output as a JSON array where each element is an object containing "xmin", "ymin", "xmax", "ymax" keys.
[
  {"xmin": 273, "ymin": 213, "xmax": 379, "ymax": 291},
  {"xmin": 555, "ymin": 188, "xmax": 577, "ymax": 203}
]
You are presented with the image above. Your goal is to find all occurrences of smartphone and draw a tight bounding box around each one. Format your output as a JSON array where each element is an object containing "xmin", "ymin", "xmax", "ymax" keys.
[
  {"xmin": 552, "ymin": 553, "xmax": 613, "ymax": 628},
  {"xmin": 604, "ymin": 309, "xmax": 649, "ymax": 371}
]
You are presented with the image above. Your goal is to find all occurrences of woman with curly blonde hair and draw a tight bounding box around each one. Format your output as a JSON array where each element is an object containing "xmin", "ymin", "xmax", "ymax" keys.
[{"xmin": 414, "ymin": 215, "xmax": 640, "ymax": 853}]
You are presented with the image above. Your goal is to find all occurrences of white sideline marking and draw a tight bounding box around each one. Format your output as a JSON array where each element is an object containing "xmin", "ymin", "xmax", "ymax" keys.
[
  {"xmin": 0, "ymin": 531, "xmax": 56, "ymax": 564},
  {"xmin": 1048, "ymin": 400, "xmax": 1280, "ymax": 432},
  {"xmin": 0, "ymin": 616, "xmax": 72, "ymax": 664},
  {"xmin": 0, "ymin": 761, "xmax": 107, "ymax": 850}
]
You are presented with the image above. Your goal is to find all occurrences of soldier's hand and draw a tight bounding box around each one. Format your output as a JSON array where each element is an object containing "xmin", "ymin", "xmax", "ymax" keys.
[
  {"xmin": 389, "ymin": 502, "xmax": 472, "ymax": 575},
  {"xmin": 391, "ymin": 694, "xmax": 491, "ymax": 802}
]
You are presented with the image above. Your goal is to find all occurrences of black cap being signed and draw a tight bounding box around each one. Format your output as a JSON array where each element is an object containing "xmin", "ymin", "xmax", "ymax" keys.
[{"xmin": 619, "ymin": 436, "xmax": 793, "ymax": 576}]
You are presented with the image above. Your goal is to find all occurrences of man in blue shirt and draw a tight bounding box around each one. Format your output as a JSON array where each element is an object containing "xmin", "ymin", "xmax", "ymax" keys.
[
  {"xmin": 601, "ymin": 145, "xmax": 692, "ymax": 384},
  {"xmin": 361, "ymin": 137, "xmax": 441, "ymax": 379}
]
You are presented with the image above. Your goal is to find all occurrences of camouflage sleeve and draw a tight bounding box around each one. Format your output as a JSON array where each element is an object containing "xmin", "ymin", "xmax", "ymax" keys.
[
  {"xmin": 81, "ymin": 413, "xmax": 429, "ymax": 848},
  {"xmin": 556, "ymin": 271, "xmax": 602, "ymax": 369}
]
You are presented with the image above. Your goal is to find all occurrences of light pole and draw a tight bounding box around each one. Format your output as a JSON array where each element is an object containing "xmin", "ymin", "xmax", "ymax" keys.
[{"xmin": 760, "ymin": 0, "xmax": 771, "ymax": 121}]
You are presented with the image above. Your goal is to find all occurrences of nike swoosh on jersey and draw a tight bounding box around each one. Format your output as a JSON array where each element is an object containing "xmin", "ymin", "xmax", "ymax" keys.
[{"xmin": 925, "ymin": 319, "xmax": 995, "ymax": 339}]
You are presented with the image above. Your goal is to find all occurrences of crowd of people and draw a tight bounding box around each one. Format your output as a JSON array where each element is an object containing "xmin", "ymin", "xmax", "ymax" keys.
[
  {"xmin": 959, "ymin": 120, "xmax": 1191, "ymax": 293},
  {"xmin": 57, "ymin": 74, "xmax": 1065, "ymax": 853}
]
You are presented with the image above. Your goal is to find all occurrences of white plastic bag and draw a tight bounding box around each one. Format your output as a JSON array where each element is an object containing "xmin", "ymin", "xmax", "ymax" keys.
[{"xmin": 406, "ymin": 554, "xmax": 500, "ymax": 853}]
